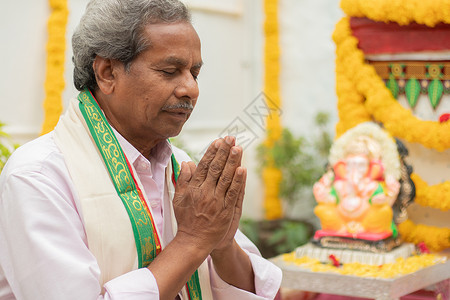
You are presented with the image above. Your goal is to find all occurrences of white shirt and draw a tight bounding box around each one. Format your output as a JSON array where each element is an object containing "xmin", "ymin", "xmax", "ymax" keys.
[{"xmin": 0, "ymin": 132, "xmax": 282, "ymax": 300}]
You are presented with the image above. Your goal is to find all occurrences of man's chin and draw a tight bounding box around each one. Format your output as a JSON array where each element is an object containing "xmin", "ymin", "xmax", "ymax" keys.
[{"xmin": 163, "ymin": 126, "xmax": 184, "ymax": 140}]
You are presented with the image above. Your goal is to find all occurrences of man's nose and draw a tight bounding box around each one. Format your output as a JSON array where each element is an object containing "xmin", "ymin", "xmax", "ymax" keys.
[{"xmin": 174, "ymin": 71, "xmax": 199, "ymax": 100}]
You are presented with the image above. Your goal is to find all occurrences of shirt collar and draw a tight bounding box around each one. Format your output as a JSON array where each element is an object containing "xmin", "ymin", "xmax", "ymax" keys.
[{"xmin": 111, "ymin": 127, "xmax": 173, "ymax": 168}]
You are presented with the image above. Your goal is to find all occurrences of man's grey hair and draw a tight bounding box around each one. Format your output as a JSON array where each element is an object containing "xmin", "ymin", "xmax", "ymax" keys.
[{"xmin": 72, "ymin": 0, "xmax": 192, "ymax": 91}]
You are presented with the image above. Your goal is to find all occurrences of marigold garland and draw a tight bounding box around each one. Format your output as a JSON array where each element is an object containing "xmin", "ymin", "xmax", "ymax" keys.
[
  {"xmin": 411, "ymin": 174, "xmax": 450, "ymax": 211},
  {"xmin": 340, "ymin": 0, "xmax": 450, "ymax": 27},
  {"xmin": 334, "ymin": 2, "xmax": 450, "ymax": 251},
  {"xmin": 41, "ymin": 0, "xmax": 69, "ymax": 135},
  {"xmin": 282, "ymin": 251, "xmax": 444, "ymax": 279},
  {"xmin": 335, "ymin": 58, "xmax": 371, "ymax": 135},
  {"xmin": 263, "ymin": 0, "xmax": 283, "ymax": 220},
  {"xmin": 398, "ymin": 220, "xmax": 450, "ymax": 252}
]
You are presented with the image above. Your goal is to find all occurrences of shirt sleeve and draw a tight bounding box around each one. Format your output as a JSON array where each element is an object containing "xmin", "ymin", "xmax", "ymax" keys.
[
  {"xmin": 0, "ymin": 144, "xmax": 161, "ymax": 300},
  {"xmin": 103, "ymin": 269, "xmax": 160, "ymax": 299},
  {"xmin": 208, "ymin": 230, "xmax": 282, "ymax": 299}
]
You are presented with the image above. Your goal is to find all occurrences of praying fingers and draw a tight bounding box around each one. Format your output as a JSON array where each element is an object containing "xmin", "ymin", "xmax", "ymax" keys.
[{"xmin": 173, "ymin": 136, "xmax": 246, "ymax": 253}]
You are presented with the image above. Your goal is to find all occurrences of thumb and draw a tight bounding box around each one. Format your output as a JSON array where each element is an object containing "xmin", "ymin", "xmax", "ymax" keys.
[
  {"xmin": 173, "ymin": 162, "xmax": 191, "ymax": 205},
  {"xmin": 178, "ymin": 161, "xmax": 192, "ymax": 185}
]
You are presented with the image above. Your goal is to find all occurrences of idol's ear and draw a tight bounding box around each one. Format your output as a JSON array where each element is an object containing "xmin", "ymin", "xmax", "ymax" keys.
[
  {"xmin": 92, "ymin": 56, "xmax": 118, "ymax": 95},
  {"xmin": 368, "ymin": 160, "xmax": 384, "ymax": 181},
  {"xmin": 333, "ymin": 160, "xmax": 346, "ymax": 180}
]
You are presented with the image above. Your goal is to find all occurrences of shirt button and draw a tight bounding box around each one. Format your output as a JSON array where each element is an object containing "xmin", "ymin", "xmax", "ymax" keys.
[{"xmin": 150, "ymin": 201, "xmax": 158, "ymax": 208}]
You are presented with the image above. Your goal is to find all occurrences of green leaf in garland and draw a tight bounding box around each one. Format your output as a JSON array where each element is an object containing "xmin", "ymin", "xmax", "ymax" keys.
[
  {"xmin": 386, "ymin": 74, "xmax": 399, "ymax": 99},
  {"xmin": 405, "ymin": 78, "xmax": 421, "ymax": 108},
  {"xmin": 428, "ymin": 79, "xmax": 443, "ymax": 109}
]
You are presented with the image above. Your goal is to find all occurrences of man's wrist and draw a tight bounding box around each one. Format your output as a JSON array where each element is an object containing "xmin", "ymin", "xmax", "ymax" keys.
[
  {"xmin": 210, "ymin": 239, "xmax": 238, "ymax": 261},
  {"xmin": 174, "ymin": 230, "xmax": 215, "ymax": 258},
  {"xmin": 209, "ymin": 239, "xmax": 256, "ymax": 293}
]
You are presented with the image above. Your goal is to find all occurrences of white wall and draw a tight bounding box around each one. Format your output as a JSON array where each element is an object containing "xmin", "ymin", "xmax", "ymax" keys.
[
  {"xmin": 0, "ymin": 0, "xmax": 343, "ymax": 220},
  {"xmin": 1, "ymin": 1, "xmax": 49, "ymax": 143},
  {"xmin": 280, "ymin": 0, "xmax": 342, "ymax": 136}
]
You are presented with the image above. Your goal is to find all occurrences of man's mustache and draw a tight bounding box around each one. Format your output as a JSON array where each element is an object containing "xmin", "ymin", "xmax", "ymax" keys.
[{"xmin": 162, "ymin": 101, "xmax": 194, "ymax": 111}]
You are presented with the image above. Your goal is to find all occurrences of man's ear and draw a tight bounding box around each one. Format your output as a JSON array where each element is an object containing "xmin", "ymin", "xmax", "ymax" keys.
[{"xmin": 92, "ymin": 56, "xmax": 119, "ymax": 95}]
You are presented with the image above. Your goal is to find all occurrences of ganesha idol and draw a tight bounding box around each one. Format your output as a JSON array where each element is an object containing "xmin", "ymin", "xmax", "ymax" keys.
[{"xmin": 312, "ymin": 122, "xmax": 412, "ymax": 248}]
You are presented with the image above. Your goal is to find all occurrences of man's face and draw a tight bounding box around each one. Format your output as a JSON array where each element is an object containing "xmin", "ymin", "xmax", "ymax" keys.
[{"xmin": 105, "ymin": 22, "xmax": 202, "ymax": 146}]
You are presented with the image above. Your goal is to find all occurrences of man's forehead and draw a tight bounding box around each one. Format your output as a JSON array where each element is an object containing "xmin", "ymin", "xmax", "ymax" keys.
[{"xmin": 142, "ymin": 22, "xmax": 202, "ymax": 60}]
